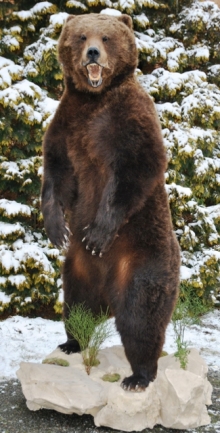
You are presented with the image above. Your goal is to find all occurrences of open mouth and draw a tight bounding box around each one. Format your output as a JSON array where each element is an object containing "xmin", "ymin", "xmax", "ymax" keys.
[{"xmin": 86, "ymin": 63, "xmax": 103, "ymax": 88}]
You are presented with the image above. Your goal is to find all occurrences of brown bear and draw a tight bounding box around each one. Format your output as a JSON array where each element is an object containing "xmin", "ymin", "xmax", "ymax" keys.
[{"xmin": 41, "ymin": 13, "xmax": 180, "ymax": 392}]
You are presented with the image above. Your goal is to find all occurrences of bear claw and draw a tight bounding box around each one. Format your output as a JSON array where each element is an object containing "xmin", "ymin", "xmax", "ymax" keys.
[
  {"xmin": 83, "ymin": 225, "xmax": 89, "ymax": 231},
  {"xmin": 121, "ymin": 373, "xmax": 151, "ymax": 392},
  {"xmin": 121, "ymin": 382, "xmax": 145, "ymax": 392}
]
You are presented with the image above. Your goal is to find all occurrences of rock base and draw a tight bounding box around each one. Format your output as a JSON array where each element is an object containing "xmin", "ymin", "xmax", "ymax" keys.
[{"xmin": 17, "ymin": 346, "xmax": 212, "ymax": 431}]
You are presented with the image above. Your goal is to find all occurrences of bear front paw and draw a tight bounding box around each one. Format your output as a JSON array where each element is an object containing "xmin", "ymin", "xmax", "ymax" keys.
[
  {"xmin": 55, "ymin": 225, "xmax": 70, "ymax": 249},
  {"xmin": 43, "ymin": 200, "xmax": 70, "ymax": 249},
  {"xmin": 45, "ymin": 219, "xmax": 70, "ymax": 249},
  {"xmin": 82, "ymin": 222, "xmax": 117, "ymax": 257}
]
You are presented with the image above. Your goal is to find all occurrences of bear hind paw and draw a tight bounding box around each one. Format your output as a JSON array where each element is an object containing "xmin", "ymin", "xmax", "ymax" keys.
[
  {"xmin": 58, "ymin": 340, "xmax": 80, "ymax": 354},
  {"xmin": 121, "ymin": 372, "xmax": 155, "ymax": 392}
]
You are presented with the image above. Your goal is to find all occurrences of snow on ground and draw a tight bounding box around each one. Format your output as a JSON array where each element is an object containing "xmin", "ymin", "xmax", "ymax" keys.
[{"xmin": 0, "ymin": 310, "xmax": 220, "ymax": 381}]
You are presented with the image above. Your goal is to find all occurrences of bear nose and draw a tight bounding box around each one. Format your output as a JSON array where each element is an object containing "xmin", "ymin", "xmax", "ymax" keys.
[{"xmin": 87, "ymin": 46, "xmax": 100, "ymax": 62}]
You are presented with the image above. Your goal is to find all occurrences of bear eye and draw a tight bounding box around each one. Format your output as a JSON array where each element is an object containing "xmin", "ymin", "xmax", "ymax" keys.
[
  {"xmin": 102, "ymin": 36, "xmax": 108, "ymax": 42},
  {"xmin": 80, "ymin": 34, "xmax": 87, "ymax": 41}
]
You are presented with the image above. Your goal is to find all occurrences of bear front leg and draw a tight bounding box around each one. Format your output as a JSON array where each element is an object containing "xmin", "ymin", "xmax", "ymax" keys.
[
  {"xmin": 41, "ymin": 178, "xmax": 70, "ymax": 248},
  {"xmin": 82, "ymin": 152, "xmax": 165, "ymax": 256},
  {"xmin": 41, "ymin": 130, "xmax": 77, "ymax": 248},
  {"xmin": 82, "ymin": 177, "xmax": 126, "ymax": 256}
]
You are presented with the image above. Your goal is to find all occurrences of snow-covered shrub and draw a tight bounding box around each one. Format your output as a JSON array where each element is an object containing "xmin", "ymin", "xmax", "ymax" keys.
[{"xmin": 0, "ymin": 0, "xmax": 219, "ymax": 317}]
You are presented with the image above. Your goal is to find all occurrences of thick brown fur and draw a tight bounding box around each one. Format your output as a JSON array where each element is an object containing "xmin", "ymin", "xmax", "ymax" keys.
[{"xmin": 41, "ymin": 13, "xmax": 180, "ymax": 391}]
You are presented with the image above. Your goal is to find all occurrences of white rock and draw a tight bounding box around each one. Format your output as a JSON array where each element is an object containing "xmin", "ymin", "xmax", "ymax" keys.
[
  {"xmin": 16, "ymin": 346, "xmax": 212, "ymax": 431},
  {"xmin": 156, "ymin": 368, "xmax": 210, "ymax": 429},
  {"xmin": 95, "ymin": 382, "xmax": 160, "ymax": 431}
]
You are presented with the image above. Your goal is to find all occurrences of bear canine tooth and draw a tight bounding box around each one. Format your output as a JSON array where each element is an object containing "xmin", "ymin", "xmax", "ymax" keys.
[{"xmin": 89, "ymin": 77, "xmax": 103, "ymax": 88}]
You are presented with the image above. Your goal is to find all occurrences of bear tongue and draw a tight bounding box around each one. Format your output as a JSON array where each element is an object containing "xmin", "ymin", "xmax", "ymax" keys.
[{"xmin": 86, "ymin": 63, "xmax": 103, "ymax": 88}]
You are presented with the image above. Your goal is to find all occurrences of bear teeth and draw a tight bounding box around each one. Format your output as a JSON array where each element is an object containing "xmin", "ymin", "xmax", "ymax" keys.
[{"xmin": 87, "ymin": 63, "xmax": 103, "ymax": 87}]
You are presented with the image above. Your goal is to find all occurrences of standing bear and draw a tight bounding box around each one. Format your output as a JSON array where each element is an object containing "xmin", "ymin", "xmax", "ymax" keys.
[{"xmin": 41, "ymin": 13, "xmax": 180, "ymax": 391}]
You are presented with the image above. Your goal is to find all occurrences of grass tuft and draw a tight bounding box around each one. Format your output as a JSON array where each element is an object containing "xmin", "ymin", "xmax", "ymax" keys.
[
  {"xmin": 65, "ymin": 303, "xmax": 114, "ymax": 374},
  {"xmin": 172, "ymin": 284, "xmax": 212, "ymax": 369}
]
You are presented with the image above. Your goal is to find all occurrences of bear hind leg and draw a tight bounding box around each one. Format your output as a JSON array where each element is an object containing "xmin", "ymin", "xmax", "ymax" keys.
[
  {"xmin": 115, "ymin": 276, "xmax": 178, "ymax": 391},
  {"xmin": 119, "ymin": 320, "xmax": 163, "ymax": 392},
  {"xmin": 58, "ymin": 253, "xmax": 109, "ymax": 354}
]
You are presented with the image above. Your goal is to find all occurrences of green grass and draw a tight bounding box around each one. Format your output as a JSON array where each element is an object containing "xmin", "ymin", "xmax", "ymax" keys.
[{"xmin": 172, "ymin": 284, "xmax": 212, "ymax": 369}]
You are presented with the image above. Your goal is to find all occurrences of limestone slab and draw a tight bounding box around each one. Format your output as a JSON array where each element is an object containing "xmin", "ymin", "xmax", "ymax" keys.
[{"xmin": 16, "ymin": 346, "xmax": 212, "ymax": 431}]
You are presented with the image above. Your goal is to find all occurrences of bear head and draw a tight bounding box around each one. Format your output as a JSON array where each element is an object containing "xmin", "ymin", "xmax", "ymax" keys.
[{"xmin": 58, "ymin": 13, "xmax": 138, "ymax": 93}]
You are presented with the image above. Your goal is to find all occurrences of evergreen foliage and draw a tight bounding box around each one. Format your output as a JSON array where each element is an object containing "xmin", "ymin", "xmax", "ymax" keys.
[{"xmin": 0, "ymin": 0, "xmax": 219, "ymax": 317}]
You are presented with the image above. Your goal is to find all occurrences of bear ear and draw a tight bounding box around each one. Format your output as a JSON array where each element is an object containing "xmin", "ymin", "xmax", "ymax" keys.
[
  {"xmin": 66, "ymin": 14, "xmax": 76, "ymax": 23},
  {"xmin": 117, "ymin": 14, "xmax": 133, "ymax": 30}
]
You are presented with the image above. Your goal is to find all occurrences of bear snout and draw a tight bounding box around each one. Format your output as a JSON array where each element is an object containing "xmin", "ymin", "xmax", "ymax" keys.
[{"xmin": 87, "ymin": 46, "xmax": 100, "ymax": 63}]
